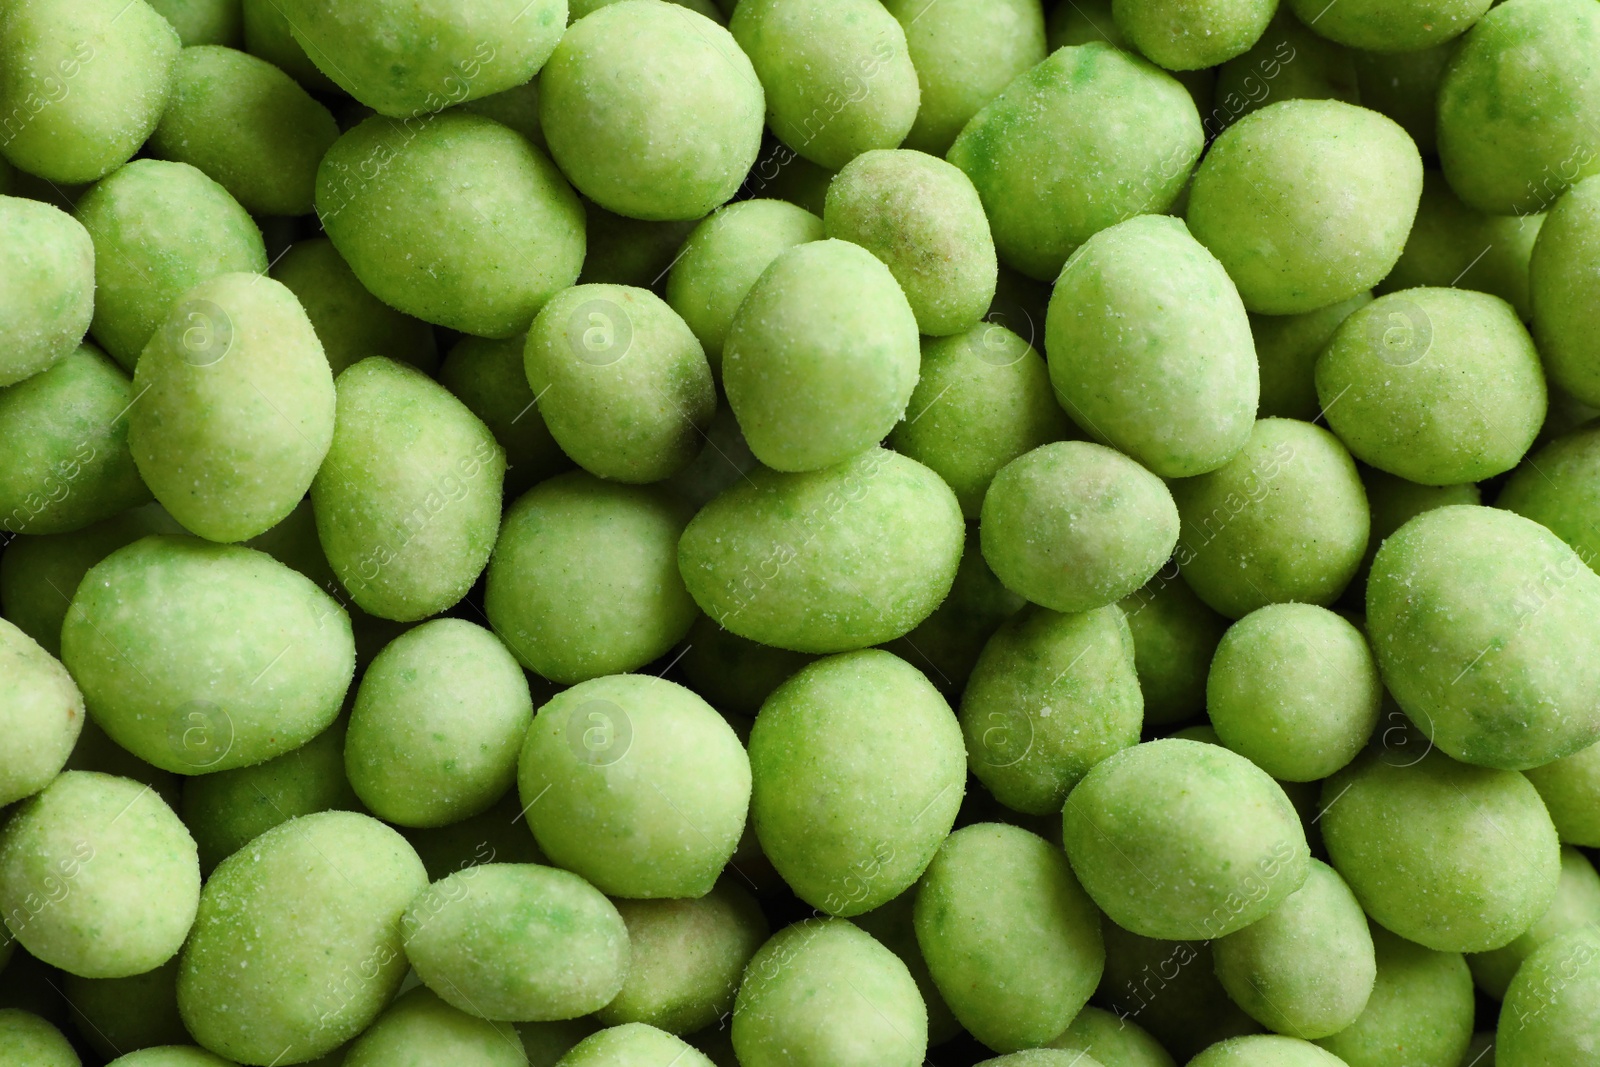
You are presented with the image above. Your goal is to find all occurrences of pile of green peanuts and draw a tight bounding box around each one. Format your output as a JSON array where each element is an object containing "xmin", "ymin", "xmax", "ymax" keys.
[{"xmin": 6, "ymin": 0, "xmax": 1600, "ymax": 1064}]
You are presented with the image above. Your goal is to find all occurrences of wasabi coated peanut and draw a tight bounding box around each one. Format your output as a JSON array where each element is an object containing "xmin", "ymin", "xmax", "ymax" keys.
[
  {"xmin": 1253, "ymin": 294, "xmax": 1373, "ymax": 422},
  {"xmin": 1524, "ymin": 742, "xmax": 1600, "ymax": 846},
  {"xmin": 525, "ymin": 284, "xmax": 716, "ymax": 483},
  {"xmin": 1321, "ymin": 748, "xmax": 1560, "ymax": 952},
  {"xmin": 178, "ymin": 812, "xmax": 427, "ymax": 1062},
  {"xmin": 343, "ymin": 988, "xmax": 524, "ymax": 1067},
  {"xmin": 913, "ymin": 824, "xmax": 1104, "ymax": 1052},
  {"xmin": 73, "ymin": 159, "xmax": 267, "ymax": 371},
  {"xmin": 61, "ymin": 537, "xmax": 356, "ymax": 774},
  {"xmin": 1531, "ymin": 174, "xmax": 1600, "ymax": 406},
  {"xmin": 853, "ymin": 891, "xmax": 960, "ymax": 1046},
  {"xmin": 730, "ymin": 0, "xmax": 918, "ymax": 171},
  {"xmin": 539, "ymin": 1, "xmax": 763, "ymax": 221},
  {"xmin": 733, "ymin": 919, "xmax": 927, "ymax": 1067},
  {"xmin": 64, "ymin": 959, "xmax": 188, "ymax": 1059},
  {"xmin": 1497, "ymin": 928, "xmax": 1600, "ymax": 1065},
  {"xmin": 105, "ymin": 1050, "xmax": 234, "ymax": 1067},
  {"xmin": 1497, "ymin": 423, "xmax": 1600, "ymax": 568},
  {"xmin": 949, "ymin": 44, "xmax": 1202, "ymax": 282},
  {"xmin": 1097, "ymin": 925, "xmax": 1262, "ymax": 1060},
  {"xmin": 0, "ymin": 619, "xmax": 83, "ymax": 807},
  {"xmin": 440, "ymin": 334, "xmax": 568, "ymax": 497},
  {"xmin": 1189, "ymin": 1036, "xmax": 1349, "ymax": 1067},
  {"xmin": 519, "ymin": 674, "xmax": 749, "ymax": 898},
  {"xmin": 485, "ymin": 473, "xmax": 697, "ymax": 683},
  {"xmin": 1049, "ymin": 1006, "xmax": 1175, "ymax": 1067},
  {"xmin": 1438, "ymin": 0, "xmax": 1600, "ymax": 215},
  {"xmin": 1367, "ymin": 506, "xmax": 1600, "ymax": 769},
  {"xmin": 0, "ymin": 771, "xmax": 199, "ymax": 978},
  {"xmin": 823, "ymin": 150, "xmax": 997, "ymax": 337},
  {"xmin": 1288, "ymin": 0, "xmax": 1491, "ymax": 51},
  {"xmin": 1211, "ymin": 10, "xmax": 1359, "ymax": 131},
  {"xmin": 1045, "ymin": 0, "xmax": 1216, "ymax": 115},
  {"xmin": 981, "ymin": 442, "xmax": 1178, "ymax": 613},
  {"xmin": 569, "ymin": 0, "xmax": 723, "ymax": 17},
  {"xmin": 1045, "ymin": 215, "xmax": 1257, "ymax": 479},
  {"xmin": 749, "ymin": 650, "xmax": 964, "ymax": 915},
  {"xmin": 0, "ymin": 344, "xmax": 151, "ymax": 535},
  {"xmin": 238, "ymin": 0, "xmax": 337, "ymax": 95},
  {"xmin": 317, "ymin": 113, "xmax": 584, "ymax": 339},
  {"xmin": 1469, "ymin": 846, "xmax": 1600, "ymax": 999},
  {"xmin": 1212, "ymin": 860, "xmax": 1376, "ymax": 1038},
  {"xmin": 311, "ymin": 357, "xmax": 506, "ymax": 622},
  {"xmin": 403, "ymin": 863, "xmax": 628, "ymax": 1021},
  {"xmin": 677, "ymin": 448, "xmax": 964, "ymax": 653},
  {"xmin": 1316, "ymin": 926, "xmax": 1473, "ymax": 1067},
  {"xmin": 1112, "ymin": 0, "xmax": 1276, "ymax": 70},
  {"xmin": 1207, "ymin": 604, "xmax": 1383, "ymax": 782},
  {"xmin": 722, "ymin": 240, "xmax": 918, "ymax": 472},
  {"xmin": 0, "ymin": 1010, "xmax": 78, "ymax": 1067},
  {"xmin": 146, "ymin": 0, "xmax": 242, "ymax": 46},
  {"xmin": 0, "ymin": 0, "xmax": 179, "ymax": 183},
  {"xmin": 276, "ymin": 0, "xmax": 565, "ymax": 118},
  {"xmin": 976, "ymin": 1055, "xmax": 1106, "ymax": 1067},
  {"xmin": 958, "ymin": 604, "xmax": 1143, "ymax": 816},
  {"xmin": 1170, "ymin": 419, "xmax": 1370, "ymax": 619},
  {"xmin": 1119, "ymin": 576, "xmax": 1227, "ymax": 728},
  {"xmin": 679, "ymin": 617, "xmax": 814, "ymax": 718},
  {"xmin": 1061, "ymin": 739, "xmax": 1310, "ymax": 940},
  {"xmin": 0, "ymin": 196, "xmax": 93, "ymax": 386},
  {"xmin": 559, "ymin": 1024, "xmax": 715, "ymax": 1067},
  {"xmin": 1187, "ymin": 99, "xmax": 1422, "ymax": 315}
]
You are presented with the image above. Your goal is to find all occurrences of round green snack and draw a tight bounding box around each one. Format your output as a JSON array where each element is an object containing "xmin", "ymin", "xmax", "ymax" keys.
[
  {"xmin": 1048, "ymin": 1005, "xmax": 1175, "ymax": 1067},
  {"xmin": 1497, "ymin": 928, "xmax": 1600, "ymax": 1066},
  {"xmin": 823, "ymin": 149, "xmax": 996, "ymax": 337},
  {"xmin": 0, "ymin": 771, "xmax": 198, "ymax": 978},
  {"xmin": 1496, "ymin": 422, "xmax": 1600, "ymax": 568},
  {"xmin": 344, "ymin": 988, "xmax": 524, "ymax": 1067},
  {"xmin": 1315, "ymin": 925, "xmax": 1473, "ymax": 1067},
  {"xmin": 722, "ymin": 239, "xmax": 918, "ymax": 472},
  {"xmin": 73, "ymin": 159, "xmax": 267, "ymax": 371},
  {"xmin": 439, "ymin": 333, "xmax": 568, "ymax": 497},
  {"xmin": 311, "ymin": 356, "xmax": 505, "ymax": 622},
  {"xmin": 177, "ymin": 811, "xmax": 427, "ymax": 1063},
  {"xmin": 485, "ymin": 473, "xmax": 697, "ymax": 683},
  {"xmin": 1112, "ymin": 0, "xmax": 1276, "ymax": 70},
  {"xmin": 316, "ymin": 112, "xmax": 585, "ymax": 338},
  {"xmin": 239, "ymin": 0, "xmax": 337, "ymax": 94},
  {"xmin": 1524, "ymin": 740, "xmax": 1600, "ymax": 847},
  {"xmin": 0, "ymin": 1010, "xmax": 78, "ymax": 1067},
  {"xmin": 105, "ymin": 1048, "xmax": 237, "ymax": 1067},
  {"xmin": 1287, "ymin": 0, "xmax": 1491, "ymax": 51},
  {"xmin": 0, "ymin": 0, "xmax": 180, "ymax": 183},
  {"xmin": 519, "ymin": 674, "xmax": 749, "ymax": 899},
  {"xmin": 1187, "ymin": 99, "xmax": 1422, "ymax": 315},
  {"xmin": 539, "ymin": 1, "xmax": 762, "ymax": 221},
  {"xmin": 63, "ymin": 959, "xmax": 189, "ymax": 1060},
  {"xmin": 61, "ymin": 536, "xmax": 355, "ymax": 774},
  {"xmin": 1061, "ymin": 738, "xmax": 1310, "ymax": 940},
  {"xmin": 0, "ymin": 618, "xmax": 82, "ymax": 809},
  {"xmin": 733, "ymin": 918, "xmax": 927, "ymax": 1067},
  {"xmin": 1531, "ymin": 174, "xmax": 1600, "ymax": 406},
  {"xmin": 403, "ymin": 862, "xmax": 628, "ymax": 1022},
  {"xmin": 560, "ymin": 1024, "xmax": 715, "ymax": 1067},
  {"xmin": 0, "ymin": 196, "xmax": 93, "ymax": 387},
  {"xmin": 974, "ymin": 1054, "xmax": 1107, "ymax": 1067},
  {"xmin": 1188, "ymin": 1036, "xmax": 1349, "ymax": 1067},
  {"xmin": 1252, "ymin": 293, "xmax": 1373, "ymax": 422},
  {"xmin": 948, "ymin": 43, "xmax": 1202, "ymax": 282},
  {"xmin": 1320, "ymin": 747, "xmax": 1560, "ymax": 952},
  {"xmin": 1469, "ymin": 846, "xmax": 1600, "ymax": 1000},
  {"xmin": 147, "ymin": 0, "xmax": 242, "ymax": 46},
  {"xmin": 525, "ymin": 283, "xmax": 716, "ymax": 483},
  {"xmin": 1044, "ymin": 214, "xmax": 1257, "ymax": 479},
  {"xmin": 749, "ymin": 650, "xmax": 963, "ymax": 915}
]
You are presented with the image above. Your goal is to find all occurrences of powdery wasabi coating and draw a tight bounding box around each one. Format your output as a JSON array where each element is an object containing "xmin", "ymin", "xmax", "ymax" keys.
[
  {"xmin": 1531, "ymin": 174, "xmax": 1600, "ymax": 406},
  {"xmin": 1188, "ymin": 1036, "xmax": 1349, "ymax": 1067},
  {"xmin": 147, "ymin": 0, "xmax": 242, "ymax": 46},
  {"xmin": 749, "ymin": 650, "xmax": 964, "ymax": 915},
  {"xmin": 853, "ymin": 892, "xmax": 961, "ymax": 1046},
  {"xmin": 1061, "ymin": 738, "xmax": 1310, "ymax": 941},
  {"xmin": 1211, "ymin": 10, "xmax": 1359, "ymax": 132},
  {"xmin": 311, "ymin": 357, "xmax": 505, "ymax": 622},
  {"xmin": 525, "ymin": 284, "xmax": 716, "ymax": 483},
  {"xmin": 1315, "ymin": 925, "xmax": 1473, "ymax": 1067},
  {"xmin": 0, "ymin": 344, "xmax": 151, "ymax": 535},
  {"xmin": 1112, "ymin": 0, "xmax": 1275, "ymax": 70},
  {"xmin": 106, "ymin": 1048, "xmax": 236, "ymax": 1067},
  {"xmin": 271, "ymin": 238, "xmax": 438, "ymax": 378},
  {"xmin": 1524, "ymin": 741, "xmax": 1600, "ymax": 847},
  {"xmin": 1045, "ymin": 214, "xmax": 1257, "ymax": 479},
  {"xmin": 0, "ymin": 619, "xmax": 82, "ymax": 809},
  {"xmin": 1252, "ymin": 294, "xmax": 1373, "ymax": 422},
  {"xmin": 64, "ymin": 959, "xmax": 188, "ymax": 1059},
  {"xmin": 823, "ymin": 150, "xmax": 996, "ymax": 337},
  {"xmin": 677, "ymin": 448, "xmax": 964, "ymax": 653},
  {"xmin": 1497, "ymin": 422, "xmax": 1600, "ymax": 567},
  {"xmin": 519, "ymin": 674, "xmax": 749, "ymax": 898},
  {"xmin": 1382, "ymin": 174, "xmax": 1542, "ymax": 321},
  {"xmin": 238, "ymin": 0, "xmax": 337, "ymax": 92},
  {"xmin": 1048, "ymin": 1006, "xmax": 1175, "ymax": 1067},
  {"xmin": 976, "ymin": 1055, "xmax": 1106, "ymax": 1067},
  {"xmin": 1469, "ymin": 846, "xmax": 1600, "ymax": 999},
  {"xmin": 1438, "ymin": 0, "xmax": 1600, "ymax": 216},
  {"xmin": 1187, "ymin": 99, "xmax": 1422, "ymax": 315},
  {"xmin": 0, "ymin": 197, "xmax": 93, "ymax": 386},
  {"xmin": 1119, "ymin": 575, "xmax": 1226, "ymax": 728},
  {"xmin": 276, "ymin": 0, "xmax": 565, "ymax": 118},
  {"xmin": 913, "ymin": 824, "xmax": 1103, "ymax": 1052},
  {"xmin": 440, "ymin": 334, "xmax": 567, "ymax": 497},
  {"xmin": 1170, "ymin": 418, "xmax": 1370, "ymax": 619},
  {"xmin": 73, "ymin": 160, "xmax": 267, "ymax": 371},
  {"xmin": 1288, "ymin": 0, "xmax": 1491, "ymax": 51},
  {"xmin": 558, "ymin": 1024, "xmax": 713, "ymax": 1067},
  {"xmin": 1497, "ymin": 928, "xmax": 1600, "ymax": 1065},
  {"xmin": 949, "ymin": 44, "xmax": 1201, "ymax": 282},
  {"xmin": 722, "ymin": 240, "xmax": 918, "ymax": 472},
  {"xmin": 0, "ymin": 1010, "xmax": 78, "ymax": 1066},
  {"xmin": 485, "ymin": 473, "xmax": 696, "ymax": 683},
  {"xmin": 316, "ymin": 113, "xmax": 584, "ymax": 339},
  {"xmin": 733, "ymin": 919, "xmax": 927, "ymax": 1067},
  {"xmin": 730, "ymin": 0, "xmax": 918, "ymax": 171},
  {"xmin": 342, "ymin": 988, "xmax": 524, "ymax": 1067}
]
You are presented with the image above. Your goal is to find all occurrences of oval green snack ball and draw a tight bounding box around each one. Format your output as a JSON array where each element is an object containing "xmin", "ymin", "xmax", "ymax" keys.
[
  {"xmin": 1497, "ymin": 421, "xmax": 1600, "ymax": 565},
  {"xmin": 1497, "ymin": 927, "xmax": 1600, "ymax": 1065},
  {"xmin": 558, "ymin": 1023, "xmax": 714, "ymax": 1067},
  {"xmin": 822, "ymin": 149, "xmax": 996, "ymax": 337},
  {"xmin": 0, "ymin": 618, "xmax": 84, "ymax": 808},
  {"xmin": 749, "ymin": 650, "xmax": 964, "ymax": 915},
  {"xmin": 1252, "ymin": 293, "xmax": 1373, "ymax": 422},
  {"xmin": 1468, "ymin": 845, "xmax": 1600, "ymax": 1000},
  {"xmin": 147, "ymin": 0, "xmax": 242, "ymax": 46},
  {"xmin": 177, "ymin": 811, "xmax": 426, "ymax": 1062},
  {"xmin": 63, "ymin": 959, "xmax": 188, "ymax": 1060},
  {"xmin": 60, "ymin": 536, "xmax": 355, "ymax": 774},
  {"xmin": 311, "ymin": 356, "xmax": 505, "ymax": 621},
  {"xmin": 1287, "ymin": 0, "xmax": 1491, "ymax": 51},
  {"xmin": 238, "ymin": 0, "xmax": 337, "ymax": 94},
  {"xmin": 1045, "ymin": 214, "xmax": 1257, "ymax": 479},
  {"xmin": 1119, "ymin": 574, "xmax": 1227, "ymax": 728},
  {"xmin": 485, "ymin": 473, "xmax": 696, "ymax": 683},
  {"xmin": 1171, "ymin": 418, "xmax": 1370, "ymax": 619},
  {"xmin": 1207, "ymin": 604, "xmax": 1382, "ymax": 782},
  {"xmin": 0, "ymin": 1009, "xmax": 78, "ymax": 1067},
  {"xmin": 1524, "ymin": 740, "xmax": 1600, "ymax": 847},
  {"xmin": 105, "ymin": 1048, "xmax": 235, "ymax": 1067},
  {"xmin": 1049, "ymin": 1006, "xmax": 1175, "ymax": 1067},
  {"xmin": 1061, "ymin": 738, "xmax": 1311, "ymax": 940},
  {"xmin": 343, "ymin": 988, "xmax": 524, "ymax": 1067},
  {"xmin": 1531, "ymin": 173, "xmax": 1600, "ymax": 406},
  {"xmin": 440, "ymin": 333, "xmax": 568, "ymax": 497},
  {"xmin": 1315, "ymin": 925, "xmax": 1473, "ymax": 1067},
  {"xmin": 0, "ymin": 343, "xmax": 151, "ymax": 535},
  {"xmin": 975, "ymin": 1054, "xmax": 1106, "ymax": 1067},
  {"xmin": 722, "ymin": 239, "xmax": 918, "ymax": 472},
  {"xmin": 913, "ymin": 823, "xmax": 1104, "ymax": 1052},
  {"xmin": 949, "ymin": 43, "xmax": 1202, "ymax": 282},
  {"xmin": 733, "ymin": 918, "xmax": 926, "ymax": 1067},
  {"xmin": 1189, "ymin": 1035, "xmax": 1350, "ymax": 1067},
  {"xmin": 316, "ymin": 113, "xmax": 584, "ymax": 338},
  {"xmin": 1187, "ymin": 99, "xmax": 1422, "ymax": 315},
  {"xmin": 539, "ymin": 1, "xmax": 762, "ymax": 221},
  {"xmin": 678, "ymin": 448, "xmax": 963, "ymax": 653},
  {"xmin": 0, "ymin": 196, "xmax": 93, "ymax": 387},
  {"xmin": 1112, "ymin": 0, "xmax": 1276, "ymax": 70}
]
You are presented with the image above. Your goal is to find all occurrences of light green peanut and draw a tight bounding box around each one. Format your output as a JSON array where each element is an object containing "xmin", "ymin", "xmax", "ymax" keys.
[
  {"xmin": 1112, "ymin": 0, "xmax": 1277, "ymax": 70},
  {"xmin": 1531, "ymin": 173, "xmax": 1600, "ymax": 406},
  {"xmin": 558, "ymin": 1024, "xmax": 714, "ymax": 1067},
  {"xmin": 1497, "ymin": 423, "xmax": 1600, "ymax": 567},
  {"xmin": 1252, "ymin": 294, "xmax": 1372, "ymax": 423},
  {"xmin": 0, "ymin": 196, "xmax": 93, "ymax": 386},
  {"xmin": 1524, "ymin": 740, "xmax": 1600, "ymax": 847},
  {"xmin": 1469, "ymin": 846, "xmax": 1600, "ymax": 999},
  {"xmin": 0, "ymin": 1010, "xmax": 78, "ymax": 1067},
  {"xmin": 1048, "ymin": 1006, "xmax": 1175, "ymax": 1067},
  {"xmin": 1315, "ymin": 925, "xmax": 1473, "ymax": 1067},
  {"xmin": 343, "ymin": 988, "xmax": 525, "ymax": 1067},
  {"xmin": 0, "ymin": 618, "xmax": 84, "ymax": 807},
  {"xmin": 1288, "ymin": 0, "xmax": 1491, "ymax": 51},
  {"xmin": 146, "ymin": 0, "xmax": 241, "ymax": 46},
  {"xmin": 1497, "ymin": 928, "xmax": 1600, "ymax": 1066},
  {"xmin": 1188, "ymin": 1036, "xmax": 1350, "ymax": 1067}
]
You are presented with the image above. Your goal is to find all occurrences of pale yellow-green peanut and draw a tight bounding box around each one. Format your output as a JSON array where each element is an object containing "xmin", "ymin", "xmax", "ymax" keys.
[
  {"xmin": 0, "ymin": 196, "xmax": 93, "ymax": 387},
  {"xmin": 0, "ymin": 618, "xmax": 83, "ymax": 808},
  {"xmin": 558, "ymin": 1024, "xmax": 714, "ymax": 1067},
  {"xmin": 0, "ymin": 1009, "xmax": 78, "ymax": 1067},
  {"xmin": 342, "ymin": 988, "xmax": 525, "ymax": 1067},
  {"xmin": 1048, "ymin": 1005, "xmax": 1175, "ymax": 1067},
  {"xmin": 1314, "ymin": 925, "xmax": 1473, "ymax": 1067},
  {"xmin": 1468, "ymin": 846, "xmax": 1600, "ymax": 1000},
  {"xmin": 1112, "ymin": 0, "xmax": 1277, "ymax": 70},
  {"xmin": 1524, "ymin": 740, "xmax": 1600, "ymax": 847},
  {"xmin": 1496, "ymin": 927, "xmax": 1600, "ymax": 1066},
  {"xmin": 104, "ymin": 1047, "xmax": 233, "ymax": 1067},
  {"xmin": 1188, "ymin": 1036, "xmax": 1349, "ymax": 1067},
  {"xmin": 1531, "ymin": 173, "xmax": 1600, "ymax": 407}
]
